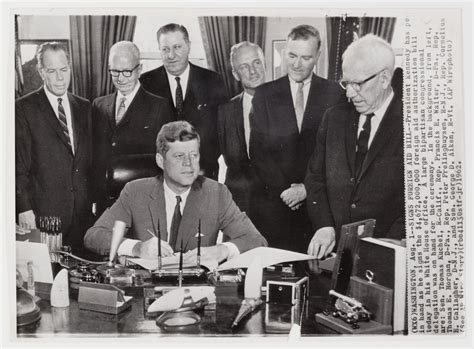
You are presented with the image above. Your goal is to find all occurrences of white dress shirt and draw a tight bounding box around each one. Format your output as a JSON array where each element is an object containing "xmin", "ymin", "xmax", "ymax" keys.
[
  {"xmin": 242, "ymin": 91, "xmax": 253, "ymax": 156},
  {"xmin": 44, "ymin": 87, "xmax": 75, "ymax": 154},
  {"xmin": 357, "ymin": 90, "xmax": 394, "ymax": 148},
  {"xmin": 167, "ymin": 64, "xmax": 190, "ymax": 106},
  {"xmin": 118, "ymin": 179, "xmax": 240, "ymax": 259},
  {"xmin": 115, "ymin": 82, "xmax": 141, "ymax": 117},
  {"xmin": 288, "ymin": 75, "xmax": 312, "ymax": 114}
]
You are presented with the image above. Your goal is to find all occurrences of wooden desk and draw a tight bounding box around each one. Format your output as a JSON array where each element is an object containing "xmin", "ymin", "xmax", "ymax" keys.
[{"xmin": 17, "ymin": 270, "xmax": 333, "ymax": 337}]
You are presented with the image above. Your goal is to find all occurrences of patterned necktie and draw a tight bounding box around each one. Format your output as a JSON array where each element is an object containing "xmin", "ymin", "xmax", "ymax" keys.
[
  {"xmin": 169, "ymin": 195, "xmax": 182, "ymax": 250},
  {"xmin": 295, "ymin": 82, "xmax": 304, "ymax": 132},
  {"xmin": 57, "ymin": 98, "xmax": 72, "ymax": 150},
  {"xmin": 116, "ymin": 97, "xmax": 127, "ymax": 124},
  {"xmin": 355, "ymin": 113, "xmax": 375, "ymax": 177},
  {"xmin": 175, "ymin": 77, "xmax": 184, "ymax": 118}
]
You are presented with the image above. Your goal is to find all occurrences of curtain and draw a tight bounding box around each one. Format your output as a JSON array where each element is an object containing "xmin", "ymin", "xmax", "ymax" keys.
[
  {"xmin": 69, "ymin": 15, "xmax": 136, "ymax": 101},
  {"xmin": 15, "ymin": 15, "xmax": 24, "ymax": 98},
  {"xmin": 326, "ymin": 16, "xmax": 397, "ymax": 82},
  {"xmin": 199, "ymin": 16, "xmax": 266, "ymax": 98}
]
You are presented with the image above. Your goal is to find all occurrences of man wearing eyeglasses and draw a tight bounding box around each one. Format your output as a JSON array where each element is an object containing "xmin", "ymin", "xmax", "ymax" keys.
[
  {"xmin": 140, "ymin": 23, "xmax": 228, "ymax": 181},
  {"xmin": 249, "ymin": 25, "xmax": 343, "ymax": 252},
  {"xmin": 305, "ymin": 34, "xmax": 405, "ymax": 259},
  {"xmin": 91, "ymin": 41, "xmax": 173, "ymax": 216}
]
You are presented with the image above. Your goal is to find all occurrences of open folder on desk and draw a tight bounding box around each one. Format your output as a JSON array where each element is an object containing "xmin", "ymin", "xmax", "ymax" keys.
[
  {"xmin": 218, "ymin": 247, "xmax": 317, "ymax": 271},
  {"xmin": 128, "ymin": 255, "xmax": 218, "ymax": 271}
]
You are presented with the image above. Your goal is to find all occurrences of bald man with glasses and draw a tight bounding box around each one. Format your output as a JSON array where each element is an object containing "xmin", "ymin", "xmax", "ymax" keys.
[
  {"xmin": 91, "ymin": 41, "xmax": 173, "ymax": 216},
  {"xmin": 305, "ymin": 34, "xmax": 405, "ymax": 259}
]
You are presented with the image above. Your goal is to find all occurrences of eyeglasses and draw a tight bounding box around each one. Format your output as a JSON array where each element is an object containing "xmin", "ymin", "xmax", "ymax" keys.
[
  {"xmin": 339, "ymin": 69, "xmax": 384, "ymax": 92},
  {"xmin": 109, "ymin": 64, "xmax": 140, "ymax": 78}
]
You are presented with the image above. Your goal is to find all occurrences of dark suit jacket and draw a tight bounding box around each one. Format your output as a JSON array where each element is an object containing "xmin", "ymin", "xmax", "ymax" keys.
[
  {"xmin": 84, "ymin": 175, "xmax": 268, "ymax": 255},
  {"xmin": 217, "ymin": 93, "xmax": 259, "ymax": 215},
  {"xmin": 249, "ymin": 74, "xmax": 344, "ymax": 251},
  {"xmin": 140, "ymin": 63, "xmax": 228, "ymax": 180},
  {"xmin": 305, "ymin": 93, "xmax": 405, "ymax": 240},
  {"xmin": 16, "ymin": 87, "xmax": 92, "ymax": 250},
  {"xmin": 91, "ymin": 86, "xmax": 173, "ymax": 211}
]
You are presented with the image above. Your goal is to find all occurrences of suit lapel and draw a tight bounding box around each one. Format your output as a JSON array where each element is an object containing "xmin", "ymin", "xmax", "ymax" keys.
[
  {"xmin": 148, "ymin": 178, "xmax": 168, "ymax": 241},
  {"xmin": 301, "ymin": 73, "xmax": 318, "ymax": 132},
  {"xmin": 117, "ymin": 87, "xmax": 145, "ymax": 128},
  {"xmin": 105, "ymin": 92, "xmax": 117, "ymax": 130},
  {"xmin": 344, "ymin": 106, "xmax": 360, "ymax": 177},
  {"xmin": 270, "ymin": 77, "xmax": 299, "ymax": 134},
  {"xmin": 358, "ymin": 95, "xmax": 401, "ymax": 179},
  {"xmin": 68, "ymin": 93, "xmax": 82, "ymax": 157},
  {"xmin": 39, "ymin": 88, "xmax": 74, "ymax": 156},
  {"xmin": 233, "ymin": 93, "xmax": 246, "ymax": 153}
]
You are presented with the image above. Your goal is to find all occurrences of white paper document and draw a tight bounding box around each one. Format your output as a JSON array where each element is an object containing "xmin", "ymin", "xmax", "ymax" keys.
[
  {"xmin": 218, "ymin": 247, "xmax": 317, "ymax": 271},
  {"xmin": 16, "ymin": 241, "xmax": 54, "ymax": 283}
]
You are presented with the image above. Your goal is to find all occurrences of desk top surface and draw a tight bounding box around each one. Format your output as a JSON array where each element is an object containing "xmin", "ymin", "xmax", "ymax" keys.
[{"xmin": 17, "ymin": 269, "xmax": 334, "ymax": 337}]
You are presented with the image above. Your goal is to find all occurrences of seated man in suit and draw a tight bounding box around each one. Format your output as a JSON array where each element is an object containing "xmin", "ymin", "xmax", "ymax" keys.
[
  {"xmin": 91, "ymin": 41, "xmax": 173, "ymax": 216},
  {"xmin": 305, "ymin": 34, "xmax": 405, "ymax": 259},
  {"xmin": 84, "ymin": 121, "xmax": 267, "ymax": 263},
  {"xmin": 140, "ymin": 23, "xmax": 228, "ymax": 180},
  {"xmin": 217, "ymin": 41, "xmax": 266, "ymax": 217}
]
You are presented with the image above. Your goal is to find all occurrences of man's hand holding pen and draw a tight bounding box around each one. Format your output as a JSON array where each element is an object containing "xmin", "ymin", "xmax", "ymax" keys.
[{"xmin": 132, "ymin": 237, "xmax": 174, "ymax": 259}]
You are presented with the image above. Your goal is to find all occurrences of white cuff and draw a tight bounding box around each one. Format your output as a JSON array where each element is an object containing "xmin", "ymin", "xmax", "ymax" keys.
[
  {"xmin": 117, "ymin": 238, "xmax": 140, "ymax": 256},
  {"xmin": 222, "ymin": 242, "xmax": 240, "ymax": 260}
]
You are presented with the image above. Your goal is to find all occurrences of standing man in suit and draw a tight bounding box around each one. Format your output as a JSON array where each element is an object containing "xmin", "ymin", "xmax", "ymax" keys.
[
  {"xmin": 140, "ymin": 23, "xmax": 228, "ymax": 181},
  {"xmin": 85, "ymin": 121, "xmax": 267, "ymax": 263},
  {"xmin": 92, "ymin": 41, "xmax": 173, "ymax": 215},
  {"xmin": 16, "ymin": 42, "xmax": 92, "ymax": 253},
  {"xmin": 217, "ymin": 41, "xmax": 266, "ymax": 217},
  {"xmin": 250, "ymin": 25, "xmax": 343, "ymax": 251},
  {"xmin": 305, "ymin": 34, "xmax": 405, "ymax": 258}
]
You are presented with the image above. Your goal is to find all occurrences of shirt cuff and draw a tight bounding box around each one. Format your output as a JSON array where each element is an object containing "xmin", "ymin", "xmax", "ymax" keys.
[
  {"xmin": 222, "ymin": 242, "xmax": 240, "ymax": 260},
  {"xmin": 117, "ymin": 238, "xmax": 140, "ymax": 257}
]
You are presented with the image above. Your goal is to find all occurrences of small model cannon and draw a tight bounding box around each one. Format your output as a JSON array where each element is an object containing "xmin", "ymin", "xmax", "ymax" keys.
[{"xmin": 327, "ymin": 289, "xmax": 372, "ymax": 329}]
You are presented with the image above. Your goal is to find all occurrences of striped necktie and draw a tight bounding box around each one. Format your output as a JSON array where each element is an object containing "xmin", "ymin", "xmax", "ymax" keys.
[{"xmin": 57, "ymin": 98, "xmax": 72, "ymax": 150}]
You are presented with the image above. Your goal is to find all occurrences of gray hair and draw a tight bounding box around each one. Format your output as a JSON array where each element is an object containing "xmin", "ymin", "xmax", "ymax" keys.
[
  {"xmin": 229, "ymin": 41, "xmax": 265, "ymax": 71},
  {"xmin": 342, "ymin": 34, "xmax": 395, "ymax": 74},
  {"xmin": 36, "ymin": 42, "xmax": 70, "ymax": 69}
]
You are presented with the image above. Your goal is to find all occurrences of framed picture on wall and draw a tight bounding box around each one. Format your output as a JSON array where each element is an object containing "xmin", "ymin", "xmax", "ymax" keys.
[{"xmin": 272, "ymin": 40, "xmax": 287, "ymax": 80}]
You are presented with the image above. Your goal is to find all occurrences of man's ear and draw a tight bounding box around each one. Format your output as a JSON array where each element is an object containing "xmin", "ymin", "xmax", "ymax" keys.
[
  {"xmin": 232, "ymin": 70, "xmax": 240, "ymax": 82},
  {"xmin": 381, "ymin": 69, "xmax": 392, "ymax": 89},
  {"xmin": 156, "ymin": 153, "xmax": 164, "ymax": 170}
]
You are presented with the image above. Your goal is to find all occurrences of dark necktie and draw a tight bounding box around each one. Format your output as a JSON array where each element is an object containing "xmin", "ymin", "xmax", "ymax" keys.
[
  {"xmin": 355, "ymin": 113, "xmax": 374, "ymax": 177},
  {"xmin": 57, "ymin": 98, "xmax": 72, "ymax": 150},
  {"xmin": 175, "ymin": 77, "xmax": 184, "ymax": 118},
  {"xmin": 169, "ymin": 195, "xmax": 182, "ymax": 250}
]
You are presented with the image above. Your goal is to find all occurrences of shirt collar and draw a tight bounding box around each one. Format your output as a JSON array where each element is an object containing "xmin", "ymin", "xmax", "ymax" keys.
[
  {"xmin": 44, "ymin": 85, "xmax": 68, "ymax": 106},
  {"xmin": 166, "ymin": 63, "xmax": 190, "ymax": 86},
  {"xmin": 163, "ymin": 178, "xmax": 191, "ymax": 203},
  {"xmin": 117, "ymin": 82, "xmax": 141, "ymax": 102},
  {"xmin": 288, "ymin": 73, "xmax": 313, "ymax": 87}
]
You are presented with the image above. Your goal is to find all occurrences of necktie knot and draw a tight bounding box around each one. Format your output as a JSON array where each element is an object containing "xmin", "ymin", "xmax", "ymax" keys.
[
  {"xmin": 176, "ymin": 195, "xmax": 182, "ymax": 205},
  {"xmin": 175, "ymin": 77, "xmax": 181, "ymax": 84},
  {"xmin": 58, "ymin": 97, "xmax": 63, "ymax": 106}
]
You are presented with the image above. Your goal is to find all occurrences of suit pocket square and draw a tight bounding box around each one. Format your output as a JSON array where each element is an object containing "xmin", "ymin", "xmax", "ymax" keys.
[{"xmin": 197, "ymin": 104, "xmax": 207, "ymax": 110}]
